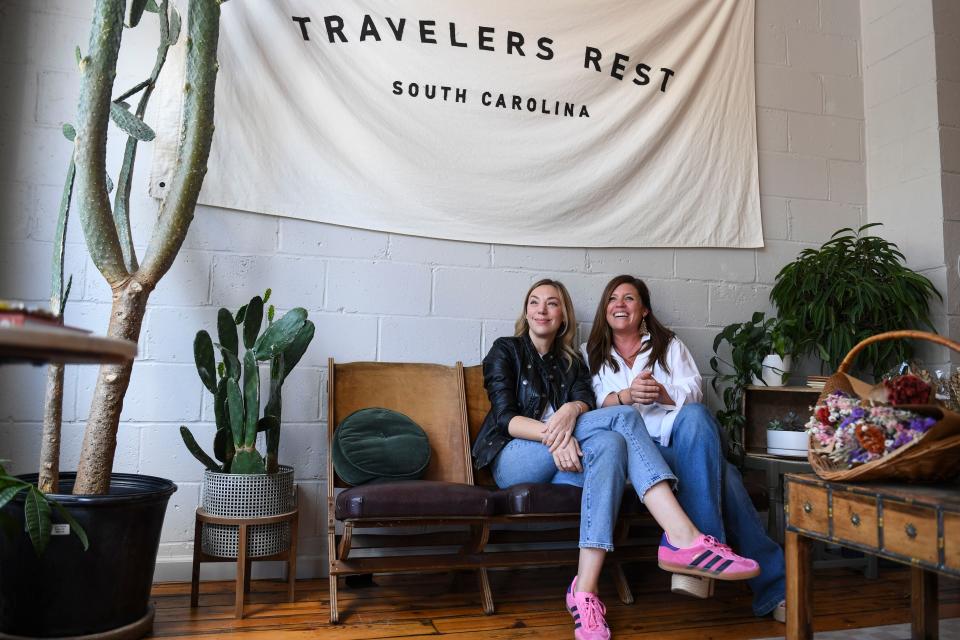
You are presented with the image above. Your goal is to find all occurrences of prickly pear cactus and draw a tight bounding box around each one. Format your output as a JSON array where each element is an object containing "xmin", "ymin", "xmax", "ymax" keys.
[{"xmin": 181, "ymin": 290, "xmax": 315, "ymax": 474}]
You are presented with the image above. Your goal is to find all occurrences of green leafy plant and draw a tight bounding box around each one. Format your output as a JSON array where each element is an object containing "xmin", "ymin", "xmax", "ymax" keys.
[
  {"xmin": 710, "ymin": 312, "xmax": 796, "ymax": 459},
  {"xmin": 0, "ymin": 462, "xmax": 88, "ymax": 556},
  {"xmin": 770, "ymin": 224, "xmax": 941, "ymax": 380},
  {"xmin": 767, "ymin": 411, "xmax": 805, "ymax": 432},
  {"xmin": 179, "ymin": 289, "xmax": 316, "ymax": 474}
]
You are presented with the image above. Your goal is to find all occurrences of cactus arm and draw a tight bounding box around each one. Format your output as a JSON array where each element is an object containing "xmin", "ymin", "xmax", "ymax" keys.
[
  {"xmin": 253, "ymin": 308, "xmax": 306, "ymax": 361},
  {"xmin": 213, "ymin": 428, "xmax": 229, "ymax": 468},
  {"xmin": 226, "ymin": 379, "xmax": 244, "ymax": 448},
  {"xmin": 51, "ymin": 151, "xmax": 75, "ymax": 314},
  {"xmin": 179, "ymin": 426, "xmax": 219, "ymax": 472},
  {"xmin": 217, "ymin": 346, "xmax": 240, "ymax": 380},
  {"xmin": 74, "ymin": 0, "xmax": 128, "ymax": 286},
  {"xmin": 138, "ymin": 0, "xmax": 222, "ymax": 286},
  {"xmin": 281, "ymin": 320, "xmax": 314, "ymax": 381},
  {"xmin": 264, "ymin": 354, "xmax": 283, "ymax": 474},
  {"xmin": 217, "ymin": 307, "xmax": 238, "ymax": 354},
  {"xmin": 193, "ymin": 330, "xmax": 217, "ymax": 394},
  {"xmin": 242, "ymin": 351, "xmax": 259, "ymax": 448},
  {"xmin": 243, "ymin": 296, "xmax": 263, "ymax": 349},
  {"xmin": 265, "ymin": 423, "xmax": 280, "ymax": 475},
  {"xmin": 212, "ymin": 378, "xmax": 233, "ymax": 468},
  {"xmin": 113, "ymin": 0, "xmax": 176, "ymax": 273},
  {"xmin": 257, "ymin": 416, "xmax": 279, "ymax": 432}
]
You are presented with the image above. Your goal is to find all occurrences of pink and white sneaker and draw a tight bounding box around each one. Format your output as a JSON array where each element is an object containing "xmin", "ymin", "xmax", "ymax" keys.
[
  {"xmin": 565, "ymin": 577, "xmax": 611, "ymax": 640},
  {"xmin": 658, "ymin": 533, "xmax": 760, "ymax": 580}
]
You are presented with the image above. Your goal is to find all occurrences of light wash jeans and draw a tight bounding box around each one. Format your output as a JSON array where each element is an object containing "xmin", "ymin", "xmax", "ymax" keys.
[
  {"xmin": 491, "ymin": 405, "xmax": 676, "ymax": 551},
  {"xmin": 656, "ymin": 403, "xmax": 786, "ymax": 617}
]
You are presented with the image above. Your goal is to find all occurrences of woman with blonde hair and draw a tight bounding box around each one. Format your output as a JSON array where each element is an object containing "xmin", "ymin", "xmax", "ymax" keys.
[
  {"xmin": 473, "ymin": 278, "xmax": 760, "ymax": 640},
  {"xmin": 584, "ymin": 274, "xmax": 786, "ymax": 621}
]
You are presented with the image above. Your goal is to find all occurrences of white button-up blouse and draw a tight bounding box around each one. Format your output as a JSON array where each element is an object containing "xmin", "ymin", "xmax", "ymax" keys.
[{"xmin": 580, "ymin": 335, "xmax": 703, "ymax": 446}]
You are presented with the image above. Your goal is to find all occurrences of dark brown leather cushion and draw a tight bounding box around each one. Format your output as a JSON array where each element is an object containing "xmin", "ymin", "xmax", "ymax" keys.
[
  {"xmin": 335, "ymin": 480, "xmax": 494, "ymax": 520},
  {"xmin": 493, "ymin": 483, "xmax": 582, "ymax": 515},
  {"xmin": 494, "ymin": 483, "xmax": 648, "ymax": 516}
]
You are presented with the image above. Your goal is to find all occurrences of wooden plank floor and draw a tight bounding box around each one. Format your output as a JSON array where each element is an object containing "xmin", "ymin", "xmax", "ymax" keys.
[{"xmin": 151, "ymin": 564, "xmax": 960, "ymax": 639}]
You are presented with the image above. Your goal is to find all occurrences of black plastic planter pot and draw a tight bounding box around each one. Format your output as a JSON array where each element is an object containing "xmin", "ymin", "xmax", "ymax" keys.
[{"xmin": 0, "ymin": 473, "xmax": 176, "ymax": 639}]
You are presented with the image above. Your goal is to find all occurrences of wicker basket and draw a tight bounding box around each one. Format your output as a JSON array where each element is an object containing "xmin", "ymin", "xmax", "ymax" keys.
[{"xmin": 808, "ymin": 330, "xmax": 960, "ymax": 482}]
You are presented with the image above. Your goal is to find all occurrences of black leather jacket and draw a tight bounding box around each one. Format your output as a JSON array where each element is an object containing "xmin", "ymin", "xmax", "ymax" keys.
[{"xmin": 471, "ymin": 335, "xmax": 596, "ymax": 470}]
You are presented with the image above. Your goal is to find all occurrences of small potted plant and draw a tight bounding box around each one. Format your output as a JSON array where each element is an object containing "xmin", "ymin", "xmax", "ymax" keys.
[
  {"xmin": 180, "ymin": 289, "xmax": 315, "ymax": 559},
  {"xmin": 766, "ymin": 411, "xmax": 808, "ymax": 458},
  {"xmin": 710, "ymin": 312, "xmax": 797, "ymax": 458}
]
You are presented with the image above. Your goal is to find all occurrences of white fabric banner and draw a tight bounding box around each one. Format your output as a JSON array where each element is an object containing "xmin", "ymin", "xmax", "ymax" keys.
[{"xmin": 151, "ymin": 0, "xmax": 762, "ymax": 248}]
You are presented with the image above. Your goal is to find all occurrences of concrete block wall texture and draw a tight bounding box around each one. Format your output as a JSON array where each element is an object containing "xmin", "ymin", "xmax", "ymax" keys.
[
  {"xmin": 861, "ymin": 0, "xmax": 958, "ymax": 366},
  {"xmin": 933, "ymin": 0, "xmax": 960, "ymax": 364},
  {"xmin": 0, "ymin": 0, "xmax": 875, "ymax": 581}
]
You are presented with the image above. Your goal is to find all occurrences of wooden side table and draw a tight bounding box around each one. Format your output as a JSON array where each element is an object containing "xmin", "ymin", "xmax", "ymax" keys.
[
  {"xmin": 190, "ymin": 507, "xmax": 299, "ymax": 618},
  {"xmin": 784, "ymin": 473, "xmax": 960, "ymax": 639}
]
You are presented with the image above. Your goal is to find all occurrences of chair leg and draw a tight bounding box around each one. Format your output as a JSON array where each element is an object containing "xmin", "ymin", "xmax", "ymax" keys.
[
  {"xmin": 613, "ymin": 562, "xmax": 634, "ymax": 605},
  {"xmin": 478, "ymin": 568, "xmax": 494, "ymax": 615},
  {"xmin": 190, "ymin": 516, "xmax": 202, "ymax": 608},
  {"xmin": 329, "ymin": 574, "xmax": 340, "ymax": 624}
]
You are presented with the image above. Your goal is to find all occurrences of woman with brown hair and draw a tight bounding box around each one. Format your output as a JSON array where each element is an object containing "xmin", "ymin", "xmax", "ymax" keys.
[
  {"xmin": 584, "ymin": 274, "xmax": 786, "ymax": 621},
  {"xmin": 473, "ymin": 278, "xmax": 760, "ymax": 640}
]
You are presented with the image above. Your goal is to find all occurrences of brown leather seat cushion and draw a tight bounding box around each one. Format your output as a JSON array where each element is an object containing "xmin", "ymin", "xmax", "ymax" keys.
[
  {"xmin": 493, "ymin": 483, "xmax": 582, "ymax": 515},
  {"xmin": 335, "ymin": 480, "xmax": 494, "ymax": 520},
  {"xmin": 493, "ymin": 483, "xmax": 647, "ymax": 516}
]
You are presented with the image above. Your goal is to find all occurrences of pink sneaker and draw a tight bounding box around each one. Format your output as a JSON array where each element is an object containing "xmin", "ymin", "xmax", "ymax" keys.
[
  {"xmin": 658, "ymin": 533, "xmax": 760, "ymax": 580},
  {"xmin": 565, "ymin": 577, "xmax": 611, "ymax": 640}
]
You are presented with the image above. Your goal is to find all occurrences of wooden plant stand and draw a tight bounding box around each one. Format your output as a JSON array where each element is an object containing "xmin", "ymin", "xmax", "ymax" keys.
[{"xmin": 190, "ymin": 507, "xmax": 299, "ymax": 619}]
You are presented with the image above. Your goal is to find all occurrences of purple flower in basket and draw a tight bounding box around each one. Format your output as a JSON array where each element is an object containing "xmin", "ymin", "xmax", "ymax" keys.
[
  {"xmin": 909, "ymin": 416, "xmax": 936, "ymax": 433},
  {"xmin": 892, "ymin": 431, "xmax": 914, "ymax": 449}
]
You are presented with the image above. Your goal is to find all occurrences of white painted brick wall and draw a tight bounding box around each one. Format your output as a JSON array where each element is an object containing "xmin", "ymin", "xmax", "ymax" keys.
[
  {"xmin": 862, "ymin": 0, "xmax": 959, "ymax": 364},
  {"xmin": 0, "ymin": 0, "xmax": 883, "ymax": 581}
]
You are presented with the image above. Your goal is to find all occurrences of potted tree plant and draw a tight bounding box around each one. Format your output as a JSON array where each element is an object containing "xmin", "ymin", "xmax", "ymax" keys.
[
  {"xmin": 710, "ymin": 312, "xmax": 796, "ymax": 459},
  {"xmin": 180, "ymin": 289, "xmax": 315, "ymax": 560},
  {"xmin": 0, "ymin": 1, "xmax": 227, "ymax": 637},
  {"xmin": 770, "ymin": 224, "xmax": 941, "ymax": 380}
]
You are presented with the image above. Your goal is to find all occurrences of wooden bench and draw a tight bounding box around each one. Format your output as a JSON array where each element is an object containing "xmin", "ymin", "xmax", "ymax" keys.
[{"xmin": 326, "ymin": 359, "xmax": 765, "ymax": 623}]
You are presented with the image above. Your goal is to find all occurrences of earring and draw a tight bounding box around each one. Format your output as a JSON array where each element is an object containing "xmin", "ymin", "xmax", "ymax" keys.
[
  {"xmin": 558, "ymin": 322, "xmax": 567, "ymax": 337},
  {"xmin": 639, "ymin": 317, "xmax": 649, "ymax": 337}
]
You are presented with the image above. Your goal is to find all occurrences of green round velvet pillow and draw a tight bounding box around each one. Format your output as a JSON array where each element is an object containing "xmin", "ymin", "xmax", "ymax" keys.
[{"xmin": 332, "ymin": 407, "xmax": 432, "ymax": 486}]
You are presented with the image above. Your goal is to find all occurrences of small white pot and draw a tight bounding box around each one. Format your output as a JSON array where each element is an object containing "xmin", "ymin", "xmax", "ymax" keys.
[
  {"xmin": 766, "ymin": 429, "xmax": 808, "ymax": 458},
  {"xmin": 751, "ymin": 354, "xmax": 792, "ymax": 387}
]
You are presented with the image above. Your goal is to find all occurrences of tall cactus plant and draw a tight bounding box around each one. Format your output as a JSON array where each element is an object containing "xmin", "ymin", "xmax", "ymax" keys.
[
  {"xmin": 180, "ymin": 290, "xmax": 316, "ymax": 475},
  {"xmin": 59, "ymin": 0, "xmax": 226, "ymax": 495}
]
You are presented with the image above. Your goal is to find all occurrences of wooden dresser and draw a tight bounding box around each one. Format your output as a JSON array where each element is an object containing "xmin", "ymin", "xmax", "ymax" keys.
[{"xmin": 784, "ymin": 473, "xmax": 960, "ymax": 639}]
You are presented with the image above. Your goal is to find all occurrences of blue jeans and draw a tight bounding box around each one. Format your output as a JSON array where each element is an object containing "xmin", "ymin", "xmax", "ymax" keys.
[
  {"xmin": 492, "ymin": 405, "xmax": 676, "ymax": 551},
  {"xmin": 657, "ymin": 403, "xmax": 786, "ymax": 616}
]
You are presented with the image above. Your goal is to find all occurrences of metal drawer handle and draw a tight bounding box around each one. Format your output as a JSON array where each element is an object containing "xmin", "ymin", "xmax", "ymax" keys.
[
  {"xmin": 851, "ymin": 513, "xmax": 861, "ymax": 527},
  {"xmin": 905, "ymin": 523, "xmax": 917, "ymax": 539},
  {"xmin": 803, "ymin": 501, "xmax": 812, "ymax": 514}
]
